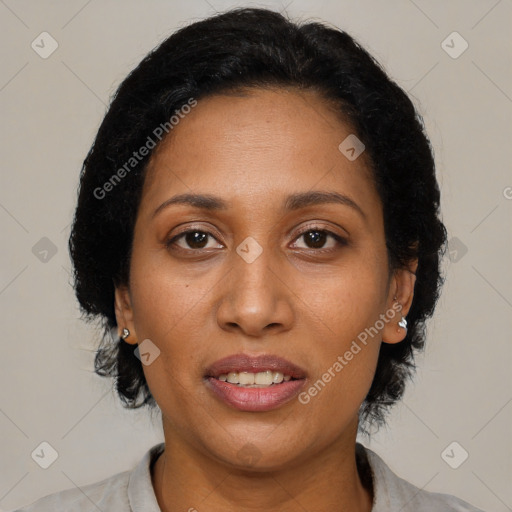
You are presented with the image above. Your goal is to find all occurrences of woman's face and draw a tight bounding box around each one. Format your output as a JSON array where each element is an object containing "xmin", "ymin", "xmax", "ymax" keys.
[{"xmin": 115, "ymin": 87, "xmax": 415, "ymax": 470}]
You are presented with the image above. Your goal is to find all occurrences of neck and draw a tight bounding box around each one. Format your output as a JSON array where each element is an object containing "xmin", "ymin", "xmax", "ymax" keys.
[{"xmin": 151, "ymin": 421, "xmax": 373, "ymax": 512}]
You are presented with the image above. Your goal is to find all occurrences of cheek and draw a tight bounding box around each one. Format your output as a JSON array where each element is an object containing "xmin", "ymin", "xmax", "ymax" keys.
[
  {"xmin": 295, "ymin": 249, "xmax": 388, "ymax": 339},
  {"xmin": 126, "ymin": 257, "xmax": 193, "ymax": 386},
  {"xmin": 129, "ymin": 247, "xmax": 207, "ymax": 339},
  {"xmin": 296, "ymin": 330, "xmax": 380, "ymax": 442},
  {"xmin": 292, "ymin": 253, "xmax": 386, "ymax": 407},
  {"xmin": 127, "ymin": 261, "xmax": 212, "ymax": 424}
]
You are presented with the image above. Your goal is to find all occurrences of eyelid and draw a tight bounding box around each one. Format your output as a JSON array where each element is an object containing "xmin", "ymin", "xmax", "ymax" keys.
[
  {"xmin": 293, "ymin": 222, "xmax": 347, "ymax": 239},
  {"xmin": 165, "ymin": 224, "xmax": 224, "ymax": 249}
]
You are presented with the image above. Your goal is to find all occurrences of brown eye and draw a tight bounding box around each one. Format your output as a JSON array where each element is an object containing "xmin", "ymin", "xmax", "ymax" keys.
[
  {"xmin": 303, "ymin": 230, "xmax": 328, "ymax": 249},
  {"xmin": 166, "ymin": 230, "xmax": 223, "ymax": 251},
  {"xmin": 292, "ymin": 227, "xmax": 347, "ymax": 251}
]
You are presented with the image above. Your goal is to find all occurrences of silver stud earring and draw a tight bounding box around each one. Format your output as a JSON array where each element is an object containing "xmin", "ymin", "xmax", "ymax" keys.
[
  {"xmin": 394, "ymin": 296, "xmax": 407, "ymax": 332},
  {"xmin": 121, "ymin": 328, "xmax": 130, "ymax": 340}
]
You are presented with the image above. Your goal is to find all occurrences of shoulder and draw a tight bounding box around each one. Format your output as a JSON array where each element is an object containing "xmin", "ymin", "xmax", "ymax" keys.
[
  {"xmin": 357, "ymin": 443, "xmax": 486, "ymax": 512},
  {"xmin": 11, "ymin": 442, "xmax": 165, "ymax": 512},
  {"xmin": 11, "ymin": 470, "xmax": 131, "ymax": 511}
]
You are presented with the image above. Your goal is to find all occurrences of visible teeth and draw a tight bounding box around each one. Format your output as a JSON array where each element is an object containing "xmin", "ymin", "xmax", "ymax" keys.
[
  {"xmin": 255, "ymin": 370, "xmax": 273, "ymax": 385},
  {"xmin": 238, "ymin": 372, "xmax": 255, "ymax": 385},
  {"xmin": 216, "ymin": 370, "xmax": 293, "ymax": 387},
  {"xmin": 272, "ymin": 371, "xmax": 284, "ymax": 384},
  {"xmin": 227, "ymin": 372, "xmax": 239, "ymax": 384}
]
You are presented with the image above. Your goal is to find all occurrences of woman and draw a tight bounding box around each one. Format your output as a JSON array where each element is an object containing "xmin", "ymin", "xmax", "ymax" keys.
[{"xmin": 14, "ymin": 7, "xmax": 485, "ymax": 512}]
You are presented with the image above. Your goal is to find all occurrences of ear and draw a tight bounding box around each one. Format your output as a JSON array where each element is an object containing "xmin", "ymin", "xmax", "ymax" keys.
[
  {"xmin": 114, "ymin": 284, "xmax": 138, "ymax": 345},
  {"xmin": 382, "ymin": 257, "xmax": 418, "ymax": 344}
]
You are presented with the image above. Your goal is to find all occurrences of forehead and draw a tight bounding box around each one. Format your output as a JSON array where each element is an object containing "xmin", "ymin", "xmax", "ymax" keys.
[{"xmin": 140, "ymin": 87, "xmax": 380, "ymax": 217}]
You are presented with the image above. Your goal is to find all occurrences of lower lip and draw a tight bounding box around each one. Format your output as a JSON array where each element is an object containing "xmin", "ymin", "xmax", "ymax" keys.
[{"xmin": 205, "ymin": 377, "xmax": 306, "ymax": 412}]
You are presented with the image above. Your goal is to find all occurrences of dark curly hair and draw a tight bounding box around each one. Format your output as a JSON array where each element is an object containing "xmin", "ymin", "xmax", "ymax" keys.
[{"xmin": 68, "ymin": 7, "xmax": 447, "ymax": 434}]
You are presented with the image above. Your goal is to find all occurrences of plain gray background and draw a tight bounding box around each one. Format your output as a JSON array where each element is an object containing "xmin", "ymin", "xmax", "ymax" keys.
[{"xmin": 1, "ymin": 1, "xmax": 511, "ymax": 511}]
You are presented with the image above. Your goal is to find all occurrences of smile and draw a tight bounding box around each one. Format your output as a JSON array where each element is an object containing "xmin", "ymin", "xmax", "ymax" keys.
[{"xmin": 216, "ymin": 370, "xmax": 293, "ymax": 387}]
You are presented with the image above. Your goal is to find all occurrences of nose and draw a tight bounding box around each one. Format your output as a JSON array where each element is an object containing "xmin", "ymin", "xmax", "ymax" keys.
[{"xmin": 216, "ymin": 240, "xmax": 294, "ymax": 338}]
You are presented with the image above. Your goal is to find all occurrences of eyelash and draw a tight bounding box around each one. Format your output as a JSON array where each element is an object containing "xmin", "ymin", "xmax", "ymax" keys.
[{"xmin": 165, "ymin": 225, "xmax": 348, "ymax": 254}]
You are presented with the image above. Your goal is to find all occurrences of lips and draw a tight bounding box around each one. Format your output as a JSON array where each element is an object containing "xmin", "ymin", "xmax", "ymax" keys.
[
  {"xmin": 204, "ymin": 353, "xmax": 307, "ymax": 380},
  {"xmin": 204, "ymin": 353, "xmax": 307, "ymax": 412}
]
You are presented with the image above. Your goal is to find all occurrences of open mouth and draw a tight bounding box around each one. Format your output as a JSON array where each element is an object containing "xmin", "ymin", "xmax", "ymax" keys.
[
  {"xmin": 213, "ymin": 370, "xmax": 298, "ymax": 388},
  {"xmin": 205, "ymin": 372, "xmax": 306, "ymax": 412},
  {"xmin": 203, "ymin": 353, "xmax": 307, "ymax": 411}
]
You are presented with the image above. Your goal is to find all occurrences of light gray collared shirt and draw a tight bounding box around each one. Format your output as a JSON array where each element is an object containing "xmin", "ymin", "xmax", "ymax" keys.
[{"xmin": 11, "ymin": 442, "xmax": 485, "ymax": 511}]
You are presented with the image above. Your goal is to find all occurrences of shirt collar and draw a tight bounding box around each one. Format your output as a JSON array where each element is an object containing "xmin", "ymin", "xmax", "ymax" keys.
[
  {"xmin": 358, "ymin": 442, "xmax": 407, "ymax": 511},
  {"xmin": 128, "ymin": 442, "xmax": 165, "ymax": 511}
]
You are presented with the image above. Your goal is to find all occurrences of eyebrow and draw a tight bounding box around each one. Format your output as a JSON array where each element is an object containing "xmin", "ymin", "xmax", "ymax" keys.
[{"xmin": 152, "ymin": 190, "xmax": 366, "ymax": 220}]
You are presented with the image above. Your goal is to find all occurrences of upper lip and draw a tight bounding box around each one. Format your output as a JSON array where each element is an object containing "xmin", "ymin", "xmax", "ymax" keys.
[{"xmin": 205, "ymin": 353, "xmax": 307, "ymax": 379}]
